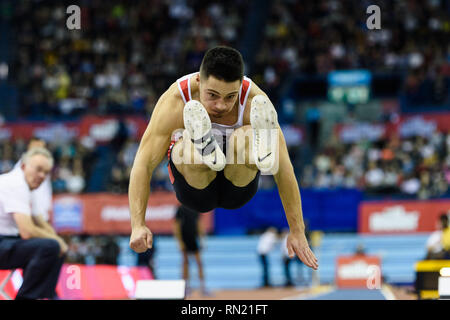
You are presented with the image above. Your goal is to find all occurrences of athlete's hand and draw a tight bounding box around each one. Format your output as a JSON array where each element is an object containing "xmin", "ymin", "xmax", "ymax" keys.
[
  {"xmin": 287, "ymin": 231, "xmax": 318, "ymax": 270},
  {"xmin": 129, "ymin": 225, "xmax": 153, "ymax": 253}
]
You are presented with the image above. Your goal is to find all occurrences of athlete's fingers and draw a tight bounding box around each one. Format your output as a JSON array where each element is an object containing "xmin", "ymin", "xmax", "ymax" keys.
[
  {"xmin": 304, "ymin": 248, "xmax": 319, "ymax": 269},
  {"xmin": 131, "ymin": 239, "xmax": 142, "ymax": 252},
  {"xmin": 297, "ymin": 248, "xmax": 313, "ymax": 269},
  {"xmin": 130, "ymin": 236, "xmax": 148, "ymax": 253},
  {"xmin": 287, "ymin": 242, "xmax": 295, "ymax": 259},
  {"xmin": 295, "ymin": 246, "xmax": 318, "ymax": 270}
]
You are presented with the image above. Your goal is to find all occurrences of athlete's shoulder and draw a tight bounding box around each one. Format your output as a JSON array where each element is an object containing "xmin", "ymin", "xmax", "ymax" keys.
[
  {"xmin": 164, "ymin": 81, "xmax": 185, "ymax": 103},
  {"xmin": 153, "ymin": 81, "xmax": 186, "ymax": 116},
  {"xmin": 246, "ymin": 79, "xmax": 266, "ymax": 99}
]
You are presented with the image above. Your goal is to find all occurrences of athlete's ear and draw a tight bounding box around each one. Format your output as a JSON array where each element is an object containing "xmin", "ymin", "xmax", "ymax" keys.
[{"xmin": 196, "ymin": 73, "xmax": 200, "ymax": 83}]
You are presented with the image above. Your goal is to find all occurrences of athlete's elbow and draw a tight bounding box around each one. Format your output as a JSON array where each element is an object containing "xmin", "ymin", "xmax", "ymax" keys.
[{"xmin": 130, "ymin": 162, "xmax": 153, "ymax": 179}]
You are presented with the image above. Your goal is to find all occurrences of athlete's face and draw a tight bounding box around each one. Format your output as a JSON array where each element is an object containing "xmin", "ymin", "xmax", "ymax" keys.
[
  {"xmin": 198, "ymin": 75, "xmax": 241, "ymax": 118},
  {"xmin": 22, "ymin": 154, "xmax": 52, "ymax": 190}
]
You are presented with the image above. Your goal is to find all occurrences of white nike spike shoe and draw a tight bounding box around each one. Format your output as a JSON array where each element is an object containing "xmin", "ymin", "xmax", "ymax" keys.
[
  {"xmin": 250, "ymin": 95, "xmax": 279, "ymax": 174},
  {"xmin": 183, "ymin": 100, "xmax": 226, "ymax": 171}
]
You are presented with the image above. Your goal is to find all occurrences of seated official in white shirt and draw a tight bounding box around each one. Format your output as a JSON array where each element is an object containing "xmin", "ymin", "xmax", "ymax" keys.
[
  {"xmin": 0, "ymin": 147, "xmax": 67, "ymax": 300},
  {"xmin": 14, "ymin": 137, "xmax": 54, "ymax": 234}
]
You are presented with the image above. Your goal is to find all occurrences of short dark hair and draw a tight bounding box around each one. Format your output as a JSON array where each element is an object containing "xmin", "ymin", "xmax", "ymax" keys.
[{"xmin": 199, "ymin": 46, "xmax": 244, "ymax": 83}]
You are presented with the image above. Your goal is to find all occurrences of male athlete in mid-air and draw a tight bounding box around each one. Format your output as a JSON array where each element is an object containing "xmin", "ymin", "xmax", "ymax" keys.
[{"xmin": 128, "ymin": 46, "xmax": 318, "ymax": 270}]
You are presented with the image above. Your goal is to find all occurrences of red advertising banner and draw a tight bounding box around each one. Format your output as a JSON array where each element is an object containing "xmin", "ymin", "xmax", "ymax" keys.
[
  {"xmin": 336, "ymin": 255, "xmax": 382, "ymax": 288},
  {"xmin": 0, "ymin": 122, "xmax": 79, "ymax": 142},
  {"xmin": 359, "ymin": 199, "xmax": 450, "ymax": 234},
  {"xmin": 0, "ymin": 115, "xmax": 148, "ymax": 144},
  {"xmin": 51, "ymin": 192, "xmax": 214, "ymax": 235},
  {"xmin": 78, "ymin": 115, "xmax": 148, "ymax": 143},
  {"xmin": 399, "ymin": 113, "xmax": 450, "ymax": 137},
  {"xmin": 334, "ymin": 122, "xmax": 390, "ymax": 143},
  {"xmin": 0, "ymin": 265, "xmax": 153, "ymax": 300},
  {"xmin": 334, "ymin": 112, "xmax": 450, "ymax": 143}
]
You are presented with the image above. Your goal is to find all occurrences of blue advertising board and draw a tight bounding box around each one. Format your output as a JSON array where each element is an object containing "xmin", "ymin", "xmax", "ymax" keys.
[{"xmin": 214, "ymin": 188, "xmax": 363, "ymax": 234}]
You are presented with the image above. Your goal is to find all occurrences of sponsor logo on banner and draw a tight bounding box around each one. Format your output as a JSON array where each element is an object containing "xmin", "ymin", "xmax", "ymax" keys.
[
  {"xmin": 334, "ymin": 112, "xmax": 450, "ymax": 143},
  {"xmin": 340, "ymin": 123, "xmax": 386, "ymax": 143},
  {"xmin": 34, "ymin": 124, "xmax": 79, "ymax": 143},
  {"xmin": 359, "ymin": 199, "xmax": 450, "ymax": 234},
  {"xmin": 89, "ymin": 119, "xmax": 119, "ymax": 142},
  {"xmin": 100, "ymin": 205, "xmax": 177, "ymax": 221},
  {"xmin": 53, "ymin": 196, "xmax": 83, "ymax": 232},
  {"xmin": 399, "ymin": 116, "xmax": 436, "ymax": 138},
  {"xmin": 80, "ymin": 116, "xmax": 148, "ymax": 144},
  {"xmin": 369, "ymin": 206, "xmax": 420, "ymax": 232},
  {"xmin": 338, "ymin": 260, "xmax": 372, "ymax": 279},
  {"xmin": 0, "ymin": 122, "xmax": 79, "ymax": 142},
  {"xmin": 336, "ymin": 256, "xmax": 382, "ymax": 288}
]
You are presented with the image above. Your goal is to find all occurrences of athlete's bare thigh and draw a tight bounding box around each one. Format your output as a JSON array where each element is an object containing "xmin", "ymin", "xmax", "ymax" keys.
[
  {"xmin": 171, "ymin": 137, "xmax": 217, "ymax": 190},
  {"xmin": 223, "ymin": 125, "xmax": 258, "ymax": 187}
]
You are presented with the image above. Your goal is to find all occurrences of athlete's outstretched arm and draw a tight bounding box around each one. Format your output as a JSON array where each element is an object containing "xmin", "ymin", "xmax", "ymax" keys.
[
  {"xmin": 273, "ymin": 128, "xmax": 319, "ymax": 270},
  {"xmin": 245, "ymin": 84, "xmax": 318, "ymax": 270},
  {"xmin": 129, "ymin": 86, "xmax": 183, "ymax": 253}
]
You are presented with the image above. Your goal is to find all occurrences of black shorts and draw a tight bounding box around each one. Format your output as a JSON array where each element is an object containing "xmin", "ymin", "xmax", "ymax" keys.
[{"xmin": 167, "ymin": 142, "xmax": 260, "ymax": 213}]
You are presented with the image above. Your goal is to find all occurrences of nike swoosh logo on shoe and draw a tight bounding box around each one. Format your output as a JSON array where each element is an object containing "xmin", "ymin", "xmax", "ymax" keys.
[
  {"xmin": 212, "ymin": 150, "xmax": 217, "ymax": 165},
  {"xmin": 258, "ymin": 152, "xmax": 272, "ymax": 163}
]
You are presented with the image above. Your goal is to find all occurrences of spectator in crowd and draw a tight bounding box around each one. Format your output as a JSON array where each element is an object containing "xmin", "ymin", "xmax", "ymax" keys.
[
  {"xmin": 365, "ymin": 161, "xmax": 385, "ymax": 193},
  {"xmin": 354, "ymin": 243, "xmax": 367, "ymax": 257},
  {"xmin": 257, "ymin": 227, "xmax": 278, "ymax": 288},
  {"xmin": 441, "ymin": 213, "xmax": 450, "ymax": 259},
  {"xmin": 0, "ymin": 142, "xmax": 14, "ymax": 173},
  {"xmin": 425, "ymin": 213, "xmax": 449, "ymax": 260}
]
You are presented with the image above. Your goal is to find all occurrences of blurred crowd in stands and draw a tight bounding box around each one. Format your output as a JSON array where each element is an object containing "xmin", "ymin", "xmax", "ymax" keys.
[
  {"xmin": 0, "ymin": 0, "xmax": 448, "ymax": 199},
  {"xmin": 107, "ymin": 137, "xmax": 172, "ymax": 193},
  {"xmin": 9, "ymin": 0, "xmax": 450, "ymax": 120},
  {"xmin": 0, "ymin": 129, "xmax": 448, "ymax": 200},
  {"xmin": 253, "ymin": 0, "xmax": 450, "ymax": 106},
  {"xmin": 0, "ymin": 135, "xmax": 171, "ymax": 195},
  {"xmin": 11, "ymin": 0, "xmax": 249, "ymax": 119},
  {"xmin": 0, "ymin": 136, "xmax": 95, "ymax": 193},
  {"xmin": 301, "ymin": 130, "xmax": 450, "ymax": 199},
  {"xmin": 63, "ymin": 235, "xmax": 120, "ymax": 265}
]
